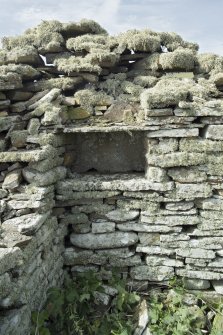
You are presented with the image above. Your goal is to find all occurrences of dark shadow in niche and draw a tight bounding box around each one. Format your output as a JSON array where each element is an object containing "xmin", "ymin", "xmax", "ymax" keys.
[{"xmin": 67, "ymin": 131, "xmax": 146, "ymax": 174}]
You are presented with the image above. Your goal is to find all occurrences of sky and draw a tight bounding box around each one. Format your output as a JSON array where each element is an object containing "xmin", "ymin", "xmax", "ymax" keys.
[{"xmin": 0, "ymin": 0, "xmax": 223, "ymax": 55}]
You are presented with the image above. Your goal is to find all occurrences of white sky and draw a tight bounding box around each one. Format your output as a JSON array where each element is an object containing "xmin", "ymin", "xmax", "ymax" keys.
[{"xmin": 0, "ymin": 0, "xmax": 223, "ymax": 55}]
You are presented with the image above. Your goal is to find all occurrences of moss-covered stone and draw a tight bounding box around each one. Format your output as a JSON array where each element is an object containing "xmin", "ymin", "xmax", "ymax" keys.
[
  {"xmin": 141, "ymin": 78, "xmax": 190, "ymax": 109},
  {"xmin": 159, "ymin": 48, "xmax": 196, "ymax": 70},
  {"xmin": 74, "ymin": 89, "xmax": 113, "ymax": 112}
]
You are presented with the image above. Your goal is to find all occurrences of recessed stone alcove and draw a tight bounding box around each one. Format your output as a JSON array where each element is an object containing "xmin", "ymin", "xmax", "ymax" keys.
[{"xmin": 64, "ymin": 131, "xmax": 146, "ymax": 173}]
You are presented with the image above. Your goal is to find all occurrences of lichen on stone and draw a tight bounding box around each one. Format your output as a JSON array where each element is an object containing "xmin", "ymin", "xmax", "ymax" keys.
[
  {"xmin": 131, "ymin": 53, "xmax": 160, "ymax": 73},
  {"xmin": 140, "ymin": 78, "xmax": 190, "ymax": 109},
  {"xmin": 133, "ymin": 75, "xmax": 158, "ymax": 88},
  {"xmin": 159, "ymin": 48, "xmax": 196, "ymax": 71},
  {"xmin": 74, "ymin": 88, "xmax": 113, "ymax": 112},
  {"xmin": 0, "ymin": 64, "xmax": 40, "ymax": 80},
  {"xmin": 62, "ymin": 19, "xmax": 107, "ymax": 36},
  {"xmin": 54, "ymin": 55, "xmax": 102, "ymax": 74},
  {"xmin": 196, "ymin": 53, "xmax": 223, "ymax": 74},
  {"xmin": 159, "ymin": 31, "xmax": 199, "ymax": 52},
  {"xmin": 66, "ymin": 34, "xmax": 108, "ymax": 52},
  {"xmin": 116, "ymin": 29, "xmax": 161, "ymax": 53}
]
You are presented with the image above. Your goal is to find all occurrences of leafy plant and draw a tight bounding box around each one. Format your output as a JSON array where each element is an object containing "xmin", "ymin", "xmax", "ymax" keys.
[{"xmin": 31, "ymin": 271, "xmax": 140, "ymax": 335}]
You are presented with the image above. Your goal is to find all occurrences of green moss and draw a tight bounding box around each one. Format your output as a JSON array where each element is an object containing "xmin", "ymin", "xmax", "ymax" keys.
[
  {"xmin": 159, "ymin": 48, "xmax": 196, "ymax": 70},
  {"xmin": 61, "ymin": 19, "xmax": 107, "ymax": 36}
]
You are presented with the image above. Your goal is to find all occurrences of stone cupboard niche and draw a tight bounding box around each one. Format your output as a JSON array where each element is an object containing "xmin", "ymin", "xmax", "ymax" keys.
[{"xmin": 65, "ymin": 131, "xmax": 146, "ymax": 174}]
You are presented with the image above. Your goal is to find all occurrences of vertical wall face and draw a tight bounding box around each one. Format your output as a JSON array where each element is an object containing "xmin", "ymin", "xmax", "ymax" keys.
[
  {"xmin": 1, "ymin": 18, "xmax": 223, "ymax": 334},
  {"xmin": 58, "ymin": 126, "xmax": 223, "ymax": 293}
]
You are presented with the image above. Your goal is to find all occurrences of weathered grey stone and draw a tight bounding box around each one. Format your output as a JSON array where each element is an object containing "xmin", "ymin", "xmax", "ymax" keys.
[
  {"xmin": 175, "ymin": 183, "xmax": 212, "ymax": 199},
  {"xmin": 176, "ymin": 268, "xmax": 223, "ymax": 280},
  {"xmin": 141, "ymin": 214, "xmax": 200, "ymax": 226},
  {"xmin": 96, "ymin": 248, "xmax": 135, "ymax": 258},
  {"xmin": 146, "ymin": 256, "xmax": 183, "ymax": 267},
  {"xmin": 2, "ymin": 170, "xmax": 22, "ymax": 190},
  {"xmin": 197, "ymin": 197, "xmax": 223, "ymax": 211},
  {"xmin": 117, "ymin": 223, "xmax": 182, "ymax": 233},
  {"xmin": 168, "ymin": 167, "xmax": 207, "ymax": 182},
  {"xmin": 71, "ymin": 265, "xmax": 99, "ymax": 273},
  {"xmin": 180, "ymin": 138, "xmax": 223, "ymax": 152},
  {"xmin": 61, "ymin": 213, "xmax": 88, "ymax": 225},
  {"xmin": 0, "ymin": 145, "xmax": 58, "ymax": 162},
  {"xmin": 136, "ymin": 246, "xmax": 175, "ymax": 256},
  {"xmin": 93, "ymin": 291, "xmax": 110, "ymax": 305},
  {"xmin": 0, "ymin": 273, "xmax": 12, "ymax": 298},
  {"xmin": 176, "ymin": 248, "xmax": 215, "ymax": 259},
  {"xmin": 0, "ymin": 99, "xmax": 10, "ymax": 109},
  {"xmin": 208, "ymin": 258, "xmax": 223, "ymax": 268},
  {"xmin": 0, "ymin": 247, "xmax": 22, "ymax": 275},
  {"xmin": 56, "ymin": 190, "xmax": 121, "ymax": 200},
  {"xmin": 57, "ymin": 175, "xmax": 174, "ymax": 192},
  {"xmin": 160, "ymin": 234, "xmax": 190, "ymax": 242},
  {"xmin": 23, "ymin": 166, "xmax": 66, "ymax": 186},
  {"xmin": 2, "ymin": 212, "xmax": 50, "ymax": 235},
  {"xmin": 27, "ymin": 88, "xmax": 61, "ymax": 110},
  {"xmin": 10, "ymin": 130, "xmax": 28, "ymax": 148},
  {"xmin": 70, "ymin": 232, "xmax": 138, "ymax": 249},
  {"xmin": 149, "ymin": 152, "xmax": 205, "ymax": 168},
  {"xmin": 0, "ymin": 115, "xmax": 21, "ymax": 132},
  {"xmin": 106, "ymin": 209, "xmax": 139, "ymax": 222},
  {"xmin": 131, "ymin": 265, "xmax": 174, "ymax": 281},
  {"xmin": 146, "ymin": 108, "xmax": 173, "ymax": 116},
  {"xmin": 109, "ymin": 255, "xmax": 142, "ymax": 267},
  {"xmin": 212, "ymin": 280, "xmax": 223, "ymax": 294},
  {"xmin": 147, "ymin": 138, "xmax": 178, "ymax": 154},
  {"xmin": 72, "ymin": 223, "xmax": 91, "ymax": 233},
  {"xmin": 165, "ymin": 202, "xmax": 194, "ymax": 211},
  {"xmin": 146, "ymin": 166, "xmax": 168, "ymax": 182},
  {"xmin": 27, "ymin": 118, "xmax": 40, "ymax": 135},
  {"xmin": 183, "ymin": 278, "xmax": 210, "ymax": 290},
  {"xmin": 92, "ymin": 221, "xmax": 116, "ymax": 233},
  {"xmin": 29, "ymin": 156, "xmax": 63, "ymax": 173},
  {"xmin": 138, "ymin": 233, "xmax": 161, "ymax": 245},
  {"xmin": 64, "ymin": 248, "xmax": 106, "ymax": 265},
  {"xmin": 117, "ymin": 199, "xmax": 159, "ymax": 212},
  {"xmin": 205, "ymin": 125, "xmax": 223, "ymax": 139},
  {"xmin": 145, "ymin": 116, "xmax": 195, "ymax": 125},
  {"xmin": 134, "ymin": 299, "xmax": 149, "ymax": 335},
  {"xmin": 147, "ymin": 128, "xmax": 198, "ymax": 138}
]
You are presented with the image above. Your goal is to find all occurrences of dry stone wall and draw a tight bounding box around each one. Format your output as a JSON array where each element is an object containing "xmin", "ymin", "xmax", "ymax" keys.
[{"xmin": 1, "ymin": 18, "xmax": 223, "ymax": 334}]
